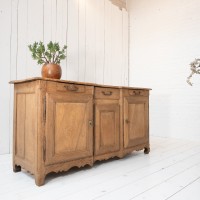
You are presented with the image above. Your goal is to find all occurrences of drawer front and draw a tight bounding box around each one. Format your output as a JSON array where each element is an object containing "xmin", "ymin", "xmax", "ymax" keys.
[
  {"xmin": 127, "ymin": 89, "xmax": 149, "ymax": 97},
  {"xmin": 95, "ymin": 87, "xmax": 120, "ymax": 99},
  {"xmin": 57, "ymin": 83, "xmax": 85, "ymax": 93},
  {"xmin": 47, "ymin": 82, "xmax": 93, "ymax": 95}
]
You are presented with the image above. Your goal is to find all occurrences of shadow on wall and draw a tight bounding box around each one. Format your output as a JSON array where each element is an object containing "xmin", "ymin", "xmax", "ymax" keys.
[{"xmin": 150, "ymin": 94, "xmax": 171, "ymax": 138}]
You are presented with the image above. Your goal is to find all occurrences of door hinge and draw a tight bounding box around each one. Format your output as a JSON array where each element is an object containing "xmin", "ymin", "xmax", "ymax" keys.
[
  {"xmin": 43, "ymin": 136, "xmax": 46, "ymax": 162},
  {"xmin": 43, "ymin": 96, "xmax": 46, "ymax": 124}
]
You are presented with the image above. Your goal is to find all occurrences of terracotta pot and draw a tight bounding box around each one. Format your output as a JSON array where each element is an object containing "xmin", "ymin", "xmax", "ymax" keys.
[{"xmin": 41, "ymin": 63, "xmax": 62, "ymax": 79}]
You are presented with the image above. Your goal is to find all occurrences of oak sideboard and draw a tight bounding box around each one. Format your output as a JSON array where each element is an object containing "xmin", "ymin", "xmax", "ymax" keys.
[{"xmin": 10, "ymin": 78, "xmax": 151, "ymax": 186}]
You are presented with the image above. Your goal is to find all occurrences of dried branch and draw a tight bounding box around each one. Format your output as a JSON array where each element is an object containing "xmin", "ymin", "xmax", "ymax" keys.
[{"xmin": 187, "ymin": 58, "xmax": 200, "ymax": 86}]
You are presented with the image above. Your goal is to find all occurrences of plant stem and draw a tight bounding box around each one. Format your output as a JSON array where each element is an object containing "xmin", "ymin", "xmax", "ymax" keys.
[
  {"xmin": 54, "ymin": 54, "xmax": 58, "ymax": 64},
  {"xmin": 42, "ymin": 53, "xmax": 49, "ymax": 63},
  {"xmin": 52, "ymin": 52, "xmax": 56, "ymax": 63}
]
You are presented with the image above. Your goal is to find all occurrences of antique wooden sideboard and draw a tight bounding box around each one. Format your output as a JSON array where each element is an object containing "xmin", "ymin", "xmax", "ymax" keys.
[{"xmin": 10, "ymin": 78, "xmax": 151, "ymax": 186}]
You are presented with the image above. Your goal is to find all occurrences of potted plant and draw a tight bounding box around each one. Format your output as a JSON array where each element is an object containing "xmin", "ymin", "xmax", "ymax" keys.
[
  {"xmin": 28, "ymin": 41, "xmax": 67, "ymax": 79},
  {"xmin": 187, "ymin": 58, "xmax": 200, "ymax": 86}
]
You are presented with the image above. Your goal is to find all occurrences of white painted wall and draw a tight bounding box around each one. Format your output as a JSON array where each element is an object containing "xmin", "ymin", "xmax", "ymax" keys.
[
  {"xmin": 128, "ymin": 0, "xmax": 200, "ymax": 140},
  {"xmin": 0, "ymin": 0, "xmax": 128, "ymax": 154}
]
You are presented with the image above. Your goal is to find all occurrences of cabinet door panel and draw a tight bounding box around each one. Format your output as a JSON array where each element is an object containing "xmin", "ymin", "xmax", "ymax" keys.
[
  {"xmin": 124, "ymin": 96, "xmax": 148, "ymax": 149},
  {"xmin": 45, "ymin": 93, "xmax": 93, "ymax": 166},
  {"xmin": 95, "ymin": 103, "xmax": 120, "ymax": 155},
  {"xmin": 15, "ymin": 93, "xmax": 36, "ymax": 163}
]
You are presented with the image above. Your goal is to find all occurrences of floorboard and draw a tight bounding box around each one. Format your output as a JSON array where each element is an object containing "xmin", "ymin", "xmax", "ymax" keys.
[{"xmin": 0, "ymin": 136, "xmax": 200, "ymax": 200}]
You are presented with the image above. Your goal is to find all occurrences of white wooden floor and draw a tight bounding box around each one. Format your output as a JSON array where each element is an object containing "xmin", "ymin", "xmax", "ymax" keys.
[{"xmin": 1, "ymin": 136, "xmax": 200, "ymax": 200}]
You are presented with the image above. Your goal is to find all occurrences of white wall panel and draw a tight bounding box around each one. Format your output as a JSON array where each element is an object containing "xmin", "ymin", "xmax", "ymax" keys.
[
  {"xmin": 51, "ymin": 0, "xmax": 57, "ymax": 42},
  {"xmin": 67, "ymin": 0, "xmax": 79, "ymax": 81},
  {"xmin": 95, "ymin": 0, "xmax": 105, "ymax": 84},
  {"xmin": 0, "ymin": 0, "xmax": 11, "ymax": 154},
  {"xmin": 55, "ymin": 0, "xmax": 62, "ymax": 46},
  {"xmin": 17, "ymin": 0, "xmax": 28, "ymax": 79},
  {"xmin": 85, "ymin": 0, "xmax": 96, "ymax": 83},
  {"xmin": 44, "ymin": 0, "xmax": 52, "ymax": 43},
  {"xmin": 56, "ymin": 0, "xmax": 68, "ymax": 80},
  {"xmin": 0, "ymin": 0, "xmax": 129, "ymax": 154},
  {"xmin": 61, "ymin": 0, "xmax": 68, "ymax": 80},
  {"xmin": 78, "ymin": 0, "xmax": 86, "ymax": 82},
  {"xmin": 104, "ymin": 0, "xmax": 112, "ymax": 85},
  {"xmin": 111, "ymin": 5, "xmax": 123, "ymax": 86},
  {"xmin": 122, "ymin": 8, "xmax": 129, "ymax": 86},
  {"xmin": 26, "ymin": 0, "xmax": 44, "ymax": 78},
  {"xmin": 9, "ymin": 0, "xmax": 18, "ymax": 153}
]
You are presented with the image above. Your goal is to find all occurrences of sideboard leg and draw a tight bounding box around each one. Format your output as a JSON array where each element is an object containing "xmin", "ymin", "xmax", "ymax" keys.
[
  {"xmin": 144, "ymin": 147, "xmax": 150, "ymax": 154},
  {"xmin": 13, "ymin": 164, "xmax": 21, "ymax": 172},
  {"xmin": 35, "ymin": 174, "xmax": 45, "ymax": 186}
]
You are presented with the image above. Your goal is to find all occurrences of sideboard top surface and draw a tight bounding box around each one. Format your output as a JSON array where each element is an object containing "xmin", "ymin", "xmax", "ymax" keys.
[{"xmin": 10, "ymin": 77, "xmax": 151, "ymax": 90}]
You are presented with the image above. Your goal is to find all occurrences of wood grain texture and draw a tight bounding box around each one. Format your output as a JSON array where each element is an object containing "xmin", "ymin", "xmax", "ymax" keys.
[
  {"xmin": 124, "ymin": 96, "xmax": 149, "ymax": 149},
  {"xmin": 15, "ymin": 93, "xmax": 26, "ymax": 158},
  {"xmin": 13, "ymin": 82, "xmax": 37, "ymax": 176},
  {"xmin": 95, "ymin": 87, "xmax": 120, "ymax": 99},
  {"xmin": 10, "ymin": 77, "xmax": 151, "ymax": 90},
  {"xmin": 95, "ymin": 103, "xmax": 120, "ymax": 156},
  {"xmin": 11, "ymin": 79, "xmax": 150, "ymax": 186},
  {"xmin": 45, "ymin": 92, "xmax": 93, "ymax": 166}
]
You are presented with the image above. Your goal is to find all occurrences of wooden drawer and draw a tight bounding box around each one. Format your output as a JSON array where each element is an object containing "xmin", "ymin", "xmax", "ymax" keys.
[
  {"xmin": 47, "ymin": 82, "xmax": 93, "ymax": 95},
  {"xmin": 57, "ymin": 83, "xmax": 85, "ymax": 93},
  {"xmin": 95, "ymin": 87, "xmax": 120, "ymax": 99},
  {"xmin": 128, "ymin": 89, "xmax": 149, "ymax": 96}
]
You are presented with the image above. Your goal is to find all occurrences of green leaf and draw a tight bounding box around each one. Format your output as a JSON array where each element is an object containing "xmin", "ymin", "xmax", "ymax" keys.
[{"xmin": 28, "ymin": 41, "xmax": 67, "ymax": 65}]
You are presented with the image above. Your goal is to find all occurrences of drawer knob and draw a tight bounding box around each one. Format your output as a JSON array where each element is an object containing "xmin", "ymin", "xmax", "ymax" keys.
[
  {"xmin": 125, "ymin": 119, "xmax": 130, "ymax": 124},
  {"xmin": 131, "ymin": 90, "xmax": 141, "ymax": 95},
  {"xmin": 64, "ymin": 84, "xmax": 78, "ymax": 91},
  {"xmin": 89, "ymin": 120, "xmax": 94, "ymax": 127},
  {"xmin": 102, "ymin": 91, "xmax": 112, "ymax": 96}
]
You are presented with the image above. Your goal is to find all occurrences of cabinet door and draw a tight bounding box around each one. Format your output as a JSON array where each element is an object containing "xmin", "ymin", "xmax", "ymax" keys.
[
  {"xmin": 95, "ymin": 103, "xmax": 120, "ymax": 155},
  {"xmin": 124, "ymin": 96, "xmax": 148, "ymax": 149},
  {"xmin": 45, "ymin": 93, "xmax": 93, "ymax": 166}
]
